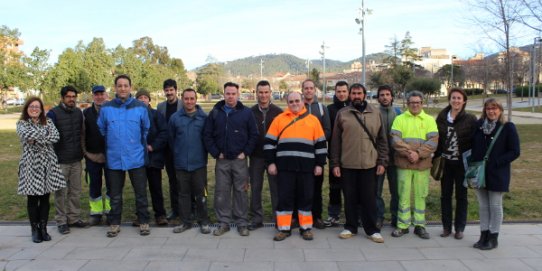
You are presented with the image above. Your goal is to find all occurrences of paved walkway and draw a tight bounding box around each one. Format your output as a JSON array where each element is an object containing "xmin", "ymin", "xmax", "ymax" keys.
[{"xmin": 1, "ymin": 223, "xmax": 541, "ymax": 271}]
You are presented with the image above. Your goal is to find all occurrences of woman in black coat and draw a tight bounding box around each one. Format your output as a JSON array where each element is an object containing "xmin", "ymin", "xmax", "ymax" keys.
[
  {"xmin": 435, "ymin": 88, "xmax": 477, "ymax": 240},
  {"xmin": 471, "ymin": 98, "xmax": 520, "ymax": 250}
]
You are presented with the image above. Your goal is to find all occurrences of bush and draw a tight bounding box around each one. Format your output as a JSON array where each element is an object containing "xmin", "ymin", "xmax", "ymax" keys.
[
  {"xmin": 464, "ymin": 88, "xmax": 484, "ymax": 96},
  {"xmin": 514, "ymin": 85, "xmax": 541, "ymax": 97}
]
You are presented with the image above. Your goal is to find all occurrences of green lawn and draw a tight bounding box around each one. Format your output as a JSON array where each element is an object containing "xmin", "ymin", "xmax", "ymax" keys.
[{"xmin": 1, "ymin": 124, "xmax": 540, "ymax": 223}]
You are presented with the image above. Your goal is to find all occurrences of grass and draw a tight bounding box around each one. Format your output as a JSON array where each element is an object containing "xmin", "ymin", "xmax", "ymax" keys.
[
  {"xmin": 514, "ymin": 106, "xmax": 542, "ymax": 113},
  {"xmin": 1, "ymin": 124, "xmax": 541, "ymax": 224}
]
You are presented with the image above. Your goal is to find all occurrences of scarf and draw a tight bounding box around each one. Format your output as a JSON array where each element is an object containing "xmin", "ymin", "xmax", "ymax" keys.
[{"xmin": 482, "ymin": 118, "xmax": 497, "ymax": 135}]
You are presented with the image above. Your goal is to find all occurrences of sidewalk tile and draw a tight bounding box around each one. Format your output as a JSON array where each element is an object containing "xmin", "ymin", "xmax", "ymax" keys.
[
  {"xmin": 15, "ymin": 259, "xmax": 88, "ymax": 271},
  {"xmin": 361, "ymin": 247, "xmax": 425, "ymax": 261},
  {"xmin": 419, "ymin": 247, "xmax": 485, "ymax": 260},
  {"xmin": 275, "ymin": 262, "xmax": 339, "ymax": 271},
  {"xmin": 401, "ymin": 259, "xmax": 469, "ymax": 271},
  {"xmin": 304, "ymin": 248, "xmax": 365, "ymax": 261},
  {"xmin": 65, "ymin": 247, "xmax": 131, "ymax": 260},
  {"xmin": 145, "ymin": 261, "xmax": 210, "ymax": 271},
  {"xmin": 244, "ymin": 248, "xmax": 304, "ymax": 262},
  {"xmin": 210, "ymin": 261, "xmax": 273, "ymax": 271},
  {"xmin": 338, "ymin": 261, "xmax": 403, "ymax": 271},
  {"xmin": 80, "ymin": 260, "xmax": 148, "ymax": 271},
  {"xmin": 183, "ymin": 248, "xmax": 245, "ymax": 262},
  {"xmin": 124, "ymin": 247, "xmax": 188, "ymax": 261},
  {"xmin": 462, "ymin": 258, "xmax": 535, "ymax": 271}
]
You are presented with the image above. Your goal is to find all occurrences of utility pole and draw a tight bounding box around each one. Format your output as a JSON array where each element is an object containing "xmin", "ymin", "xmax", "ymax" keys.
[
  {"xmin": 319, "ymin": 41, "xmax": 329, "ymax": 103},
  {"xmin": 355, "ymin": 0, "xmax": 371, "ymax": 86},
  {"xmin": 306, "ymin": 58, "xmax": 311, "ymax": 78},
  {"xmin": 260, "ymin": 58, "xmax": 264, "ymax": 80}
]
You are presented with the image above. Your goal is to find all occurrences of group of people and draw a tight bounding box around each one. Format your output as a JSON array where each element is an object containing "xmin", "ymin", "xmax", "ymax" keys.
[{"xmin": 16, "ymin": 75, "xmax": 519, "ymax": 251}]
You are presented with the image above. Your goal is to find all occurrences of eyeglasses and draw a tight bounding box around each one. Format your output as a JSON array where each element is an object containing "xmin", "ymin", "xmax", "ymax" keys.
[
  {"xmin": 486, "ymin": 107, "xmax": 499, "ymax": 111},
  {"xmin": 28, "ymin": 105, "xmax": 41, "ymax": 110},
  {"xmin": 288, "ymin": 99, "xmax": 301, "ymax": 104},
  {"xmin": 407, "ymin": 101, "xmax": 422, "ymax": 105}
]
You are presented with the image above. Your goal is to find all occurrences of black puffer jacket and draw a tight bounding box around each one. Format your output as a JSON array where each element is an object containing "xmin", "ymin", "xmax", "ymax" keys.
[
  {"xmin": 47, "ymin": 103, "xmax": 83, "ymax": 164},
  {"xmin": 435, "ymin": 105, "xmax": 478, "ymax": 165}
]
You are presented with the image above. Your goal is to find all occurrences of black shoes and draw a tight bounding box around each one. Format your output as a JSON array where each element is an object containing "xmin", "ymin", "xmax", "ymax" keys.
[
  {"xmin": 248, "ymin": 222, "xmax": 264, "ymax": 231},
  {"xmin": 414, "ymin": 226, "xmax": 430, "ymax": 239},
  {"xmin": 473, "ymin": 230, "xmax": 489, "ymax": 248},
  {"xmin": 313, "ymin": 218, "xmax": 325, "ymax": 229},
  {"xmin": 479, "ymin": 232, "xmax": 499, "ymax": 250},
  {"xmin": 69, "ymin": 220, "xmax": 89, "ymax": 228},
  {"xmin": 58, "ymin": 224, "xmax": 70, "ymax": 235},
  {"xmin": 31, "ymin": 223, "xmax": 42, "ymax": 243},
  {"xmin": 39, "ymin": 221, "xmax": 51, "ymax": 241}
]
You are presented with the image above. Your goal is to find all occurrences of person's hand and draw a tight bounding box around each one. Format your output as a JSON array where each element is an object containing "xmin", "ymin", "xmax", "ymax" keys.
[
  {"xmin": 147, "ymin": 145, "xmax": 153, "ymax": 152},
  {"xmin": 237, "ymin": 152, "xmax": 246, "ymax": 159},
  {"xmin": 333, "ymin": 167, "xmax": 341, "ymax": 177},
  {"xmin": 27, "ymin": 139, "xmax": 35, "ymax": 145},
  {"xmin": 219, "ymin": 153, "xmax": 224, "ymax": 159},
  {"xmin": 268, "ymin": 163, "xmax": 277, "ymax": 175},
  {"xmin": 376, "ymin": 165, "xmax": 385, "ymax": 175},
  {"xmin": 314, "ymin": 166, "xmax": 323, "ymax": 176},
  {"xmin": 408, "ymin": 150, "xmax": 419, "ymax": 163}
]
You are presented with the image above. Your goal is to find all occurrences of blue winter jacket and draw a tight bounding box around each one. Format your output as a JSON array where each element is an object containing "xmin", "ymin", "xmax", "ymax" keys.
[
  {"xmin": 203, "ymin": 100, "xmax": 259, "ymax": 160},
  {"xmin": 168, "ymin": 105, "xmax": 208, "ymax": 171},
  {"xmin": 146, "ymin": 107, "xmax": 168, "ymax": 169},
  {"xmin": 97, "ymin": 97, "xmax": 150, "ymax": 170}
]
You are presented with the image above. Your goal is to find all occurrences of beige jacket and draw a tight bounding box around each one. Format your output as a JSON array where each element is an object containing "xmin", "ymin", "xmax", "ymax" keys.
[{"xmin": 330, "ymin": 104, "xmax": 389, "ymax": 170}]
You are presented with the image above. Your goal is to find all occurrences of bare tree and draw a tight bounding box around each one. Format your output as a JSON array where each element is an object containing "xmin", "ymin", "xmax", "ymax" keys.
[
  {"xmin": 466, "ymin": 0, "xmax": 525, "ymax": 120},
  {"xmin": 518, "ymin": 0, "xmax": 542, "ymax": 31}
]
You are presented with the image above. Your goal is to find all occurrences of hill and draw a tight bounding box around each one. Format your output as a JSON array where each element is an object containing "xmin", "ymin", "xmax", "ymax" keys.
[{"xmin": 196, "ymin": 53, "xmax": 389, "ymax": 77}]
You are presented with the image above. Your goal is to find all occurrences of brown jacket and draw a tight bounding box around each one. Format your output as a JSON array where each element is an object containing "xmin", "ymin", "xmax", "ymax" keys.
[{"xmin": 330, "ymin": 104, "xmax": 389, "ymax": 170}]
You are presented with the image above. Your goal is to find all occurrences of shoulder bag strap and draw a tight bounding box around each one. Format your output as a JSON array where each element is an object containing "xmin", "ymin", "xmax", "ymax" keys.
[
  {"xmin": 276, "ymin": 111, "xmax": 310, "ymax": 141},
  {"xmin": 483, "ymin": 124, "xmax": 504, "ymax": 161},
  {"xmin": 351, "ymin": 110, "xmax": 377, "ymax": 149}
]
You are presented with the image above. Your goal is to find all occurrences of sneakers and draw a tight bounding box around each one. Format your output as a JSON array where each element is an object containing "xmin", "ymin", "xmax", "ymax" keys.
[
  {"xmin": 414, "ymin": 226, "xmax": 430, "ymax": 239},
  {"xmin": 57, "ymin": 224, "xmax": 70, "ymax": 235},
  {"xmin": 155, "ymin": 216, "xmax": 169, "ymax": 226},
  {"xmin": 200, "ymin": 224, "xmax": 211, "ymax": 234},
  {"xmin": 173, "ymin": 223, "xmax": 192, "ymax": 234},
  {"xmin": 391, "ymin": 228, "xmax": 409, "ymax": 237},
  {"xmin": 238, "ymin": 226, "xmax": 250, "ymax": 236},
  {"xmin": 300, "ymin": 229, "xmax": 314, "ymax": 241},
  {"xmin": 248, "ymin": 222, "xmax": 264, "ymax": 231},
  {"xmin": 324, "ymin": 216, "xmax": 340, "ymax": 227},
  {"xmin": 139, "ymin": 224, "xmax": 150, "ymax": 236},
  {"xmin": 68, "ymin": 220, "xmax": 88, "ymax": 228},
  {"xmin": 107, "ymin": 225, "xmax": 120, "ymax": 238},
  {"xmin": 313, "ymin": 218, "xmax": 325, "ymax": 229},
  {"xmin": 213, "ymin": 225, "xmax": 230, "ymax": 236},
  {"xmin": 273, "ymin": 231, "xmax": 291, "ymax": 241},
  {"xmin": 339, "ymin": 229, "xmax": 356, "ymax": 239},
  {"xmin": 368, "ymin": 232, "xmax": 385, "ymax": 243}
]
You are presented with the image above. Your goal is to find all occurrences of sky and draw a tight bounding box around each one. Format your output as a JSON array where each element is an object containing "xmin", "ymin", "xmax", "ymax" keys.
[{"xmin": 2, "ymin": 0, "xmax": 540, "ymax": 70}]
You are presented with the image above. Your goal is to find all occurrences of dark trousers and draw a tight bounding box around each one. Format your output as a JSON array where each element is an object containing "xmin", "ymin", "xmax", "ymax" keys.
[
  {"xmin": 249, "ymin": 156, "xmax": 279, "ymax": 224},
  {"xmin": 176, "ymin": 167, "xmax": 209, "ymax": 225},
  {"xmin": 107, "ymin": 167, "xmax": 149, "ymax": 225},
  {"xmin": 27, "ymin": 194, "xmax": 50, "ymax": 223},
  {"xmin": 165, "ymin": 148, "xmax": 179, "ymax": 216},
  {"xmin": 441, "ymin": 161, "xmax": 468, "ymax": 232},
  {"xmin": 311, "ymin": 171, "xmax": 324, "ymax": 220},
  {"xmin": 327, "ymin": 168, "xmax": 342, "ymax": 218},
  {"xmin": 343, "ymin": 168, "xmax": 379, "ymax": 235},
  {"xmin": 376, "ymin": 165, "xmax": 398, "ymax": 226},
  {"xmin": 146, "ymin": 167, "xmax": 166, "ymax": 218},
  {"xmin": 277, "ymin": 171, "xmax": 314, "ymax": 214}
]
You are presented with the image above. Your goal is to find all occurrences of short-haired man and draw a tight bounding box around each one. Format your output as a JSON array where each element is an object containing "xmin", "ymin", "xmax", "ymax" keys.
[
  {"xmin": 47, "ymin": 86, "xmax": 87, "ymax": 234},
  {"xmin": 390, "ymin": 90, "xmax": 438, "ymax": 239},
  {"xmin": 203, "ymin": 82, "xmax": 259, "ymax": 237},
  {"xmin": 330, "ymin": 83, "xmax": 388, "ymax": 243},
  {"xmin": 265, "ymin": 92, "xmax": 327, "ymax": 241},
  {"xmin": 324, "ymin": 80, "xmax": 350, "ymax": 227},
  {"xmin": 248, "ymin": 80, "xmax": 283, "ymax": 230},
  {"xmin": 136, "ymin": 89, "xmax": 168, "ymax": 226},
  {"xmin": 82, "ymin": 85, "xmax": 110, "ymax": 226},
  {"xmin": 375, "ymin": 85, "xmax": 402, "ymax": 229},
  {"xmin": 98, "ymin": 74, "xmax": 151, "ymax": 237},
  {"xmin": 157, "ymin": 79, "xmax": 183, "ymax": 221},
  {"xmin": 169, "ymin": 88, "xmax": 211, "ymax": 234},
  {"xmin": 301, "ymin": 79, "xmax": 331, "ymax": 229}
]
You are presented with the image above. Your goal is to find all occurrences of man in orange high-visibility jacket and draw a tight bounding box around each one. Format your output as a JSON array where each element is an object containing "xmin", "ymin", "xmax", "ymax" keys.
[{"xmin": 264, "ymin": 92, "xmax": 327, "ymax": 241}]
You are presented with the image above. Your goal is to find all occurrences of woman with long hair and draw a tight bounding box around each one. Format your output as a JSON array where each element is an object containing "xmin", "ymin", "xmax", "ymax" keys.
[
  {"xmin": 471, "ymin": 98, "xmax": 520, "ymax": 250},
  {"xmin": 435, "ymin": 88, "xmax": 477, "ymax": 239},
  {"xmin": 16, "ymin": 97, "xmax": 66, "ymax": 243}
]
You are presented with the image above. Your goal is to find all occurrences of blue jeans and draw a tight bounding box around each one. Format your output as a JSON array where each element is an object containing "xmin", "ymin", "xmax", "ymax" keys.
[
  {"xmin": 106, "ymin": 167, "xmax": 149, "ymax": 225},
  {"xmin": 376, "ymin": 165, "xmax": 398, "ymax": 226}
]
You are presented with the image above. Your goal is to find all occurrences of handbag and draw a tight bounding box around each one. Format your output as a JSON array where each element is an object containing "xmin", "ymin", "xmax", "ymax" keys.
[
  {"xmin": 430, "ymin": 156, "xmax": 445, "ymax": 181},
  {"xmin": 463, "ymin": 124, "xmax": 504, "ymax": 189}
]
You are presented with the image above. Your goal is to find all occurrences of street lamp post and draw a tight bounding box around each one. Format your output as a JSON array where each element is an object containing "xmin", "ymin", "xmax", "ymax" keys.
[
  {"xmin": 531, "ymin": 37, "xmax": 542, "ymax": 112},
  {"xmin": 450, "ymin": 55, "xmax": 456, "ymax": 89},
  {"xmin": 319, "ymin": 41, "xmax": 329, "ymax": 104},
  {"xmin": 355, "ymin": 0, "xmax": 371, "ymax": 86}
]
